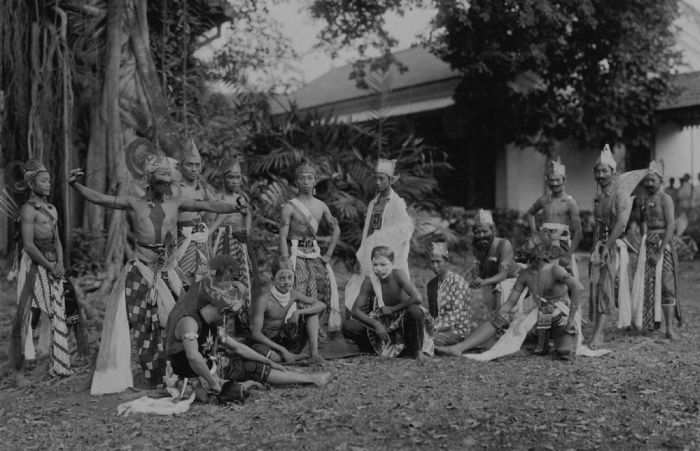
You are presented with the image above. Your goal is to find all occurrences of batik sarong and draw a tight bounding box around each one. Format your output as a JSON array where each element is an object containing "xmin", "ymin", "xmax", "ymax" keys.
[
  {"xmin": 177, "ymin": 220, "xmax": 210, "ymax": 286},
  {"xmin": 91, "ymin": 244, "xmax": 183, "ymax": 395},
  {"xmin": 11, "ymin": 239, "xmax": 71, "ymax": 376},
  {"xmin": 211, "ymin": 225, "xmax": 256, "ymax": 336},
  {"xmin": 632, "ymin": 230, "xmax": 682, "ymax": 331}
]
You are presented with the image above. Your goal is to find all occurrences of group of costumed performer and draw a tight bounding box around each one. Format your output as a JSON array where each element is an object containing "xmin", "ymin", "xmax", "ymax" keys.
[
  {"xmin": 631, "ymin": 160, "xmax": 682, "ymax": 338},
  {"xmin": 6, "ymin": 160, "xmax": 73, "ymax": 383},
  {"xmin": 279, "ymin": 161, "xmax": 342, "ymax": 336},
  {"xmin": 209, "ymin": 157, "xmax": 259, "ymax": 337},
  {"xmin": 344, "ymin": 159, "xmax": 414, "ymax": 313}
]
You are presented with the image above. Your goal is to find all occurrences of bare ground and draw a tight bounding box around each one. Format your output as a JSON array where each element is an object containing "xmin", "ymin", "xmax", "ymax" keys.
[{"xmin": 0, "ymin": 258, "xmax": 699, "ymax": 450}]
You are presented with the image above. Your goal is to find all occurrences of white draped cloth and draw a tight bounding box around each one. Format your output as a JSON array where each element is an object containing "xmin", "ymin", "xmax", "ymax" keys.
[{"xmin": 344, "ymin": 189, "xmax": 414, "ymax": 310}]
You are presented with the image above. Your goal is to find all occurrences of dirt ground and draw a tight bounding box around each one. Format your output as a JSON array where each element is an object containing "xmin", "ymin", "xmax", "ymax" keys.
[{"xmin": 0, "ymin": 257, "xmax": 699, "ymax": 450}]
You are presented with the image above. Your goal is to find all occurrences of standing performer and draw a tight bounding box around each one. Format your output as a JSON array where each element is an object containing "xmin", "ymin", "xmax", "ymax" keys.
[
  {"xmin": 525, "ymin": 158, "xmax": 582, "ymax": 277},
  {"xmin": 279, "ymin": 161, "xmax": 342, "ymax": 336},
  {"xmin": 426, "ymin": 242, "xmax": 477, "ymax": 346},
  {"xmin": 469, "ymin": 209, "xmax": 517, "ymax": 312},
  {"xmin": 69, "ymin": 145, "xmax": 245, "ymax": 394},
  {"xmin": 210, "ymin": 158, "xmax": 257, "ymax": 337},
  {"xmin": 177, "ymin": 138, "xmax": 215, "ymax": 287},
  {"xmin": 10, "ymin": 160, "xmax": 72, "ymax": 387},
  {"xmin": 631, "ymin": 161, "xmax": 682, "ymax": 337},
  {"xmin": 588, "ymin": 145, "xmax": 645, "ymax": 348},
  {"xmin": 344, "ymin": 159, "xmax": 414, "ymax": 313}
]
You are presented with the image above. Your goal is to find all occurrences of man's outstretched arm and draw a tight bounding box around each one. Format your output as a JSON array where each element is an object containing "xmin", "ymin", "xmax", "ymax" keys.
[{"xmin": 69, "ymin": 169, "xmax": 132, "ymax": 210}]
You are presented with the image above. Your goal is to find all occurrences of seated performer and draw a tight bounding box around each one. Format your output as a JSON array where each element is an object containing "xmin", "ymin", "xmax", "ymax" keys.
[
  {"xmin": 342, "ymin": 246, "xmax": 434, "ymax": 361},
  {"xmin": 631, "ymin": 161, "xmax": 682, "ymax": 338},
  {"xmin": 10, "ymin": 160, "xmax": 72, "ymax": 387},
  {"xmin": 279, "ymin": 160, "xmax": 341, "ymax": 336},
  {"xmin": 344, "ymin": 159, "xmax": 414, "ymax": 314},
  {"xmin": 469, "ymin": 209, "xmax": 517, "ymax": 312},
  {"xmin": 437, "ymin": 230, "xmax": 583, "ymax": 360},
  {"xmin": 426, "ymin": 242, "xmax": 477, "ymax": 346},
  {"xmin": 69, "ymin": 141, "xmax": 246, "ymax": 395},
  {"xmin": 210, "ymin": 158, "xmax": 257, "ymax": 337},
  {"xmin": 250, "ymin": 256, "xmax": 326, "ymax": 364},
  {"xmin": 166, "ymin": 255, "xmax": 331, "ymax": 402}
]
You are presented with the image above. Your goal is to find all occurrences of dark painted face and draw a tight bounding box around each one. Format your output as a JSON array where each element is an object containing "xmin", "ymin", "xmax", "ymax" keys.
[
  {"xmin": 546, "ymin": 174, "xmax": 564, "ymax": 194},
  {"xmin": 643, "ymin": 173, "xmax": 662, "ymax": 194},
  {"xmin": 594, "ymin": 164, "xmax": 614, "ymax": 188},
  {"xmin": 472, "ymin": 224, "xmax": 494, "ymax": 251}
]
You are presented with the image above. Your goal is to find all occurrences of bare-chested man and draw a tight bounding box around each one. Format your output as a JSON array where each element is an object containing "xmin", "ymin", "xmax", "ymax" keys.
[
  {"xmin": 632, "ymin": 161, "xmax": 682, "ymax": 338},
  {"xmin": 279, "ymin": 161, "xmax": 341, "ymax": 336},
  {"xmin": 525, "ymin": 158, "xmax": 582, "ymax": 274},
  {"xmin": 10, "ymin": 160, "xmax": 72, "ymax": 387},
  {"xmin": 176, "ymin": 138, "xmax": 216, "ymax": 287},
  {"xmin": 342, "ymin": 246, "xmax": 434, "ymax": 361},
  {"xmin": 250, "ymin": 256, "xmax": 325, "ymax": 364},
  {"xmin": 588, "ymin": 146, "xmax": 631, "ymax": 348},
  {"xmin": 69, "ymin": 151, "xmax": 244, "ymax": 394},
  {"xmin": 470, "ymin": 209, "xmax": 517, "ymax": 312},
  {"xmin": 437, "ymin": 230, "xmax": 582, "ymax": 360}
]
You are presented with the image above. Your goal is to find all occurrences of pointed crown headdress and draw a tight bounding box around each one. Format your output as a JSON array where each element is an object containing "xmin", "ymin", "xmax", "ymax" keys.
[
  {"xmin": 376, "ymin": 158, "xmax": 398, "ymax": 180},
  {"xmin": 547, "ymin": 157, "xmax": 566, "ymax": 178},
  {"xmin": 430, "ymin": 242, "xmax": 449, "ymax": 259},
  {"xmin": 475, "ymin": 209, "xmax": 494, "ymax": 227},
  {"xmin": 648, "ymin": 160, "xmax": 664, "ymax": 179},
  {"xmin": 595, "ymin": 144, "xmax": 617, "ymax": 172},
  {"xmin": 181, "ymin": 136, "xmax": 202, "ymax": 163}
]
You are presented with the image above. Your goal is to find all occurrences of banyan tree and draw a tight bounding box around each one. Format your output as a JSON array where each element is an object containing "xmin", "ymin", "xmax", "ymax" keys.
[{"xmin": 0, "ymin": 0, "xmax": 236, "ymax": 281}]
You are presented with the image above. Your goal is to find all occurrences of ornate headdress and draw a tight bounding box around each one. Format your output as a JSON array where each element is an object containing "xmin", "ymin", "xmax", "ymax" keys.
[
  {"xmin": 181, "ymin": 136, "xmax": 202, "ymax": 164},
  {"xmin": 294, "ymin": 160, "xmax": 317, "ymax": 178},
  {"xmin": 224, "ymin": 157, "xmax": 243, "ymax": 175},
  {"xmin": 376, "ymin": 158, "xmax": 398, "ymax": 180},
  {"xmin": 430, "ymin": 242, "xmax": 449, "ymax": 259},
  {"xmin": 474, "ymin": 209, "xmax": 494, "ymax": 227},
  {"xmin": 595, "ymin": 144, "xmax": 617, "ymax": 172},
  {"xmin": 206, "ymin": 255, "xmax": 245, "ymax": 312},
  {"xmin": 648, "ymin": 160, "xmax": 664, "ymax": 179},
  {"xmin": 547, "ymin": 157, "xmax": 566, "ymax": 178},
  {"xmin": 5, "ymin": 159, "xmax": 48, "ymax": 194},
  {"xmin": 124, "ymin": 137, "xmax": 179, "ymax": 190}
]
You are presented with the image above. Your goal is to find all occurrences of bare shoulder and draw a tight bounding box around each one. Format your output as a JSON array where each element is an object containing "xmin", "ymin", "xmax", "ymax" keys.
[
  {"xmin": 175, "ymin": 315, "xmax": 199, "ymax": 335},
  {"xmin": 20, "ymin": 203, "xmax": 37, "ymax": 220}
]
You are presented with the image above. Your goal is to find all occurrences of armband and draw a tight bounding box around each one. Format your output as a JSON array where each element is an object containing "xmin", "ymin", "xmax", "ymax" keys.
[{"xmin": 182, "ymin": 332, "xmax": 199, "ymax": 341}]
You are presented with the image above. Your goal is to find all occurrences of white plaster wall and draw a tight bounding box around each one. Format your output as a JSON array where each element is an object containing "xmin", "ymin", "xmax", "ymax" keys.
[
  {"xmin": 499, "ymin": 143, "xmax": 600, "ymax": 213},
  {"xmin": 655, "ymin": 123, "xmax": 700, "ymax": 183}
]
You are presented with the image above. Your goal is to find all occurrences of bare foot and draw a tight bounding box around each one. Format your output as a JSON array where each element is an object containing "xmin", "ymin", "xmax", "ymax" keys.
[
  {"xmin": 666, "ymin": 329, "xmax": 678, "ymax": 340},
  {"xmin": 308, "ymin": 354, "xmax": 326, "ymax": 365},
  {"xmin": 415, "ymin": 352, "xmax": 431, "ymax": 363},
  {"xmin": 435, "ymin": 345, "xmax": 461, "ymax": 357},
  {"xmin": 13, "ymin": 371, "xmax": 31, "ymax": 389},
  {"xmin": 312, "ymin": 372, "xmax": 332, "ymax": 387},
  {"xmin": 588, "ymin": 332, "xmax": 604, "ymax": 350}
]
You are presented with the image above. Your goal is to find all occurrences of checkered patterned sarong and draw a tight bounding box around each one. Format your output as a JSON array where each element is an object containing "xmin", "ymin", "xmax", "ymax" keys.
[{"xmin": 125, "ymin": 264, "xmax": 167, "ymax": 385}]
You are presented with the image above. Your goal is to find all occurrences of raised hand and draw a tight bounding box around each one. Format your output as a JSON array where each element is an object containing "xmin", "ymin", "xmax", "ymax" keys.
[{"xmin": 68, "ymin": 168, "xmax": 84, "ymax": 184}]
